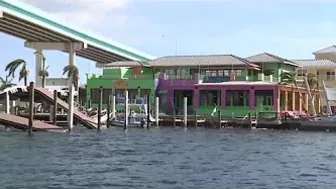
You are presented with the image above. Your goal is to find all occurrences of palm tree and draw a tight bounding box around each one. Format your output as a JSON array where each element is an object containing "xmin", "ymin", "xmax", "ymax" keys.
[
  {"xmin": 279, "ymin": 71, "xmax": 306, "ymax": 111},
  {"xmin": 0, "ymin": 75, "xmax": 16, "ymax": 91},
  {"xmin": 63, "ymin": 65, "xmax": 79, "ymax": 102},
  {"xmin": 39, "ymin": 57, "xmax": 49, "ymax": 88},
  {"xmin": 5, "ymin": 59, "xmax": 29, "ymax": 86}
]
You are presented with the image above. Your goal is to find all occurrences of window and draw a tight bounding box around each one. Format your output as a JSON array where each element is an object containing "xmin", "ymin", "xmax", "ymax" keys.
[
  {"xmin": 224, "ymin": 70, "xmax": 230, "ymax": 76},
  {"xmin": 90, "ymin": 88, "xmax": 100, "ymax": 103},
  {"xmin": 226, "ymin": 90, "xmax": 249, "ymax": 107},
  {"xmin": 235, "ymin": 70, "xmax": 242, "ymax": 76},
  {"xmin": 102, "ymin": 89, "xmax": 112, "ymax": 103},
  {"xmin": 297, "ymin": 70, "xmax": 307, "ymax": 76},
  {"xmin": 218, "ymin": 70, "xmax": 224, "ymax": 76},
  {"xmin": 327, "ymin": 72, "xmax": 335, "ymax": 81},
  {"xmin": 199, "ymin": 90, "xmax": 221, "ymax": 106}
]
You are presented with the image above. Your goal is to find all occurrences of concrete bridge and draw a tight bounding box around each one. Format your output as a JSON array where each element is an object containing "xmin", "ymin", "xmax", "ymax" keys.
[{"xmin": 0, "ymin": 0, "xmax": 156, "ymax": 130}]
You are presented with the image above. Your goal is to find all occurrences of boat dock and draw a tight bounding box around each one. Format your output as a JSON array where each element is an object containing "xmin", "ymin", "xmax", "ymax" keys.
[
  {"xmin": 0, "ymin": 113, "xmax": 66, "ymax": 132},
  {"xmin": 35, "ymin": 88, "xmax": 97, "ymax": 129}
]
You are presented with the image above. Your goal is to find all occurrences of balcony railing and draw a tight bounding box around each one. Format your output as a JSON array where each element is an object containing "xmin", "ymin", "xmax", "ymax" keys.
[{"xmin": 202, "ymin": 76, "xmax": 246, "ymax": 83}]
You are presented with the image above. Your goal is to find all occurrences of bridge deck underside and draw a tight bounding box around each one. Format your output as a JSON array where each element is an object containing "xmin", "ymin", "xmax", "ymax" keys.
[{"xmin": 0, "ymin": 12, "xmax": 131, "ymax": 63}]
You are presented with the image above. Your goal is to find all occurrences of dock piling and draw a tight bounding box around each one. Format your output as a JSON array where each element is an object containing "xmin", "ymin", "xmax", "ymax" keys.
[
  {"xmin": 146, "ymin": 93, "xmax": 150, "ymax": 129},
  {"xmin": 124, "ymin": 90, "xmax": 129, "ymax": 131},
  {"xmin": 194, "ymin": 110, "xmax": 198, "ymax": 127},
  {"xmin": 88, "ymin": 99, "xmax": 92, "ymax": 109},
  {"xmin": 173, "ymin": 108, "xmax": 176, "ymax": 127},
  {"xmin": 107, "ymin": 95, "xmax": 111, "ymax": 128},
  {"xmin": 155, "ymin": 96, "xmax": 159, "ymax": 127},
  {"xmin": 28, "ymin": 82, "xmax": 35, "ymax": 136},
  {"xmin": 112, "ymin": 95, "xmax": 116, "ymax": 119},
  {"xmin": 52, "ymin": 90, "xmax": 57, "ymax": 125},
  {"xmin": 218, "ymin": 110, "xmax": 221, "ymax": 128},
  {"xmin": 5, "ymin": 91, "xmax": 9, "ymax": 114},
  {"xmin": 183, "ymin": 97, "xmax": 187, "ymax": 127},
  {"xmin": 98, "ymin": 86, "xmax": 103, "ymax": 131}
]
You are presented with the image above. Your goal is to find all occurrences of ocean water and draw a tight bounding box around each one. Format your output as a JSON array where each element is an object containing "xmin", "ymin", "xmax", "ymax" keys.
[{"xmin": 1, "ymin": 127, "xmax": 336, "ymax": 189}]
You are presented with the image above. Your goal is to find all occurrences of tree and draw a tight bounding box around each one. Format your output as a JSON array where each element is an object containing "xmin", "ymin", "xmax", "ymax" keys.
[
  {"xmin": 5, "ymin": 59, "xmax": 29, "ymax": 86},
  {"xmin": 279, "ymin": 71, "xmax": 306, "ymax": 111},
  {"xmin": 0, "ymin": 75, "xmax": 16, "ymax": 91},
  {"xmin": 63, "ymin": 65, "xmax": 79, "ymax": 102},
  {"xmin": 39, "ymin": 57, "xmax": 49, "ymax": 88}
]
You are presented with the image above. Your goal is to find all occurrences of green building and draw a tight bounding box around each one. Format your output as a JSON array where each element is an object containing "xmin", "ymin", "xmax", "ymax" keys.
[{"xmin": 86, "ymin": 61, "xmax": 156, "ymax": 110}]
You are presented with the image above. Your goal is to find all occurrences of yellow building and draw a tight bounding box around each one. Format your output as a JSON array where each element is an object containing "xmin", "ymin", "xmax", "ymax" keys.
[{"xmin": 293, "ymin": 45, "xmax": 336, "ymax": 113}]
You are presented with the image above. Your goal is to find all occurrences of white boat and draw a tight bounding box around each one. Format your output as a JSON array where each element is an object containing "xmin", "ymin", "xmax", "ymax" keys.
[{"xmin": 109, "ymin": 103, "xmax": 155, "ymax": 128}]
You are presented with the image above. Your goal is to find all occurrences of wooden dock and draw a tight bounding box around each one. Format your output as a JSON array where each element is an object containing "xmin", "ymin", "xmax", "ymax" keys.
[
  {"xmin": 35, "ymin": 88, "xmax": 97, "ymax": 129},
  {"xmin": 0, "ymin": 113, "xmax": 66, "ymax": 132}
]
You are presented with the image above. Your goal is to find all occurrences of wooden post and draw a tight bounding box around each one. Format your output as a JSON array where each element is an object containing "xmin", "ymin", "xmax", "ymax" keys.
[
  {"xmin": 5, "ymin": 91, "xmax": 9, "ymax": 114},
  {"xmin": 194, "ymin": 110, "xmax": 198, "ymax": 127},
  {"xmin": 124, "ymin": 90, "xmax": 129, "ymax": 131},
  {"xmin": 183, "ymin": 97, "xmax": 187, "ymax": 127},
  {"xmin": 146, "ymin": 93, "xmax": 150, "ymax": 129},
  {"xmin": 173, "ymin": 109, "xmax": 176, "ymax": 127},
  {"xmin": 218, "ymin": 110, "xmax": 221, "ymax": 128},
  {"xmin": 112, "ymin": 95, "xmax": 116, "ymax": 119},
  {"xmin": 98, "ymin": 86, "xmax": 103, "ymax": 131},
  {"xmin": 284, "ymin": 91, "xmax": 288, "ymax": 111},
  {"xmin": 248, "ymin": 112, "xmax": 251, "ymax": 128},
  {"xmin": 53, "ymin": 90, "xmax": 57, "ymax": 125},
  {"xmin": 155, "ymin": 96, "xmax": 159, "ymax": 127},
  {"xmin": 28, "ymin": 82, "xmax": 34, "ymax": 136},
  {"xmin": 107, "ymin": 95, "xmax": 111, "ymax": 128}
]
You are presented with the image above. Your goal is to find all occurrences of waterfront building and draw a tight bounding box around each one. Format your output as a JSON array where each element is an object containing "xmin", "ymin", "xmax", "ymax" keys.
[
  {"xmin": 86, "ymin": 61, "xmax": 156, "ymax": 110},
  {"xmin": 88, "ymin": 53, "xmax": 317, "ymax": 117},
  {"xmin": 293, "ymin": 45, "xmax": 336, "ymax": 113}
]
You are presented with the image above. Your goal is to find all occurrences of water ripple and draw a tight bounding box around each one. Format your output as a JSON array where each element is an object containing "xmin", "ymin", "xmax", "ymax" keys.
[{"xmin": 1, "ymin": 128, "xmax": 336, "ymax": 188}]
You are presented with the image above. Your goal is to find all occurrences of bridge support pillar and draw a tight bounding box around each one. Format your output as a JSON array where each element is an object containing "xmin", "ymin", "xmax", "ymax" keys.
[
  {"xmin": 35, "ymin": 49, "xmax": 43, "ymax": 87},
  {"xmin": 67, "ymin": 43, "xmax": 76, "ymax": 131},
  {"xmin": 0, "ymin": 10, "xmax": 3, "ymax": 18}
]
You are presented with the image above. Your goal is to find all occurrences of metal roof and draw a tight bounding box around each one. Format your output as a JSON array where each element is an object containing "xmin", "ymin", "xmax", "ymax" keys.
[
  {"xmin": 147, "ymin": 54, "xmax": 260, "ymax": 68},
  {"xmin": 0, "ymin": 0, "xmax": 156, "ymax": 63},
  {"xmin": 246, "ymin": 52, "xmax": 301, "ymax": 67},
  {"xmin": 96, "ymin": 61, "xmax": 150, "ymax": 68},
  {"xmin": 313, "ymin": 45, "xmax": 336, "ymax": 55},
  {"xmin": 292, "ymin": 59, "xmax": 336, "ymax": 69}
]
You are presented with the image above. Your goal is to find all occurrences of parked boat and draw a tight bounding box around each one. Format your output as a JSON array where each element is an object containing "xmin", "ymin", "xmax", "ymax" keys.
[{"xmin": 109, "ymin": 104, "xmax": 155, "ymax": 128}]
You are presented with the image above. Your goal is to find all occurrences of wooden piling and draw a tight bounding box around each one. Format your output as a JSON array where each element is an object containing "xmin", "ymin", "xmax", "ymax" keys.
[
  {"xmin": 53, "ymin": 90, "xmax": 57, "ymax": 125},
  {"xmin": 28, "ymin": 82, "xmax": 35, "ymax": 136},
  {"xmin": 155, "ymin": 96, "xmax": 159, "ymax": 127},
  {"xmin": 173, "ymin": 108, "xmax": 176, "ymax": 127},
  {"xmin": 107, "ymin": 95, "xmax": 111, "ymax": 128},
  {"xmin": 146, "ymin": 93, "xmax": 150, "ymax": 129},
  {"xmin": 112, "ymin": 95, "xmax": 116, "ymax": 119},
  {"xmin": 124, "ymin": 90, "xmax": 129, "ymax": 131},
  {"xmin": 183, "ymin": 97, "xmax": 187, "ymax": 127},
  {"xmin": 194, "ymin": 110, "xmax": 198, "ymax": 127},
  {"xmin": 98, "ymin": 86, "xmax": 103, "ymax": 131},
  {"xmin": 218, "ymin": 110, "xmax": 221, "ymax": 128}
]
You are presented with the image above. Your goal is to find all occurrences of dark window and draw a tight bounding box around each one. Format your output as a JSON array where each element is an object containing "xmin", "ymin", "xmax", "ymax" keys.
[
  {"xmin": 226, "ymin": 90, "xmax": 249, "ymax": 106},
  {"xmin": 199, "ymin": 90, "xmax": 220, "ymax": 106}
]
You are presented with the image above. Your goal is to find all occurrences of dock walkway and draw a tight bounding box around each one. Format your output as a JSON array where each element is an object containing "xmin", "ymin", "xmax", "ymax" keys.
[
  {"xmin": 35, "ymin": 88, "xmax": 97, "ymax": 129},
  {"xmin": 0, "ymin": 113, "xmax": 66, "ymax": 132}
]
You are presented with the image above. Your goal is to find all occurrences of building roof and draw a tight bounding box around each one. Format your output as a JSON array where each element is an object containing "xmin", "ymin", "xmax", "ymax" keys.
[
  {"xmin": 313, "ymin": 45, "xmax": 336, "ymax": 55},
  {"xmin": 292, "ymin": 59, "xmax": 336, "ymax": 69},
  {"xmin": 246, "ymin": 52, "xmax": 300, "ymax": 67},
  {"xmin": 96, "ymin": 61, "xmax": 150, "ymax": 68},
  {"xmin": 147, "ymin": 54, "xmax": 260, "ymax": 68}
]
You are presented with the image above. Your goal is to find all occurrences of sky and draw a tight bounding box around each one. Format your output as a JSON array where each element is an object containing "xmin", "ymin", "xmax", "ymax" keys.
[{"xmin": 1, "ymin": 0, "xmax": 336, "ymax": 85}]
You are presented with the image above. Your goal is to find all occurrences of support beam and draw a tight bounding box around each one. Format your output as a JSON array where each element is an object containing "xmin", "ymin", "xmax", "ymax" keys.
[
  {"xmin": 284, "ymin": 91, "xmax": 288, "ymax": 111},
  {"xmin": 25, "ymin": 41, "xmax": 87, "ymax": 51},
  {"xmin": 35, "ymin": 49, "xmax": 42, "ymax": 87},
  {"xmin": 0, "ymin": 10, "xmax": 3, "ymax": 18},
  {"xmin": 67, "ymin": 43, "xmax": 76, "ymax": 131}
]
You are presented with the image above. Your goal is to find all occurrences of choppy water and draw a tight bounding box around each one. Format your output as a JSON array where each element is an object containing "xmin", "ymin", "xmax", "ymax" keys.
[{"xmin": 1, "ymin": 127, "xmax": 336, "ymax": 189}]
